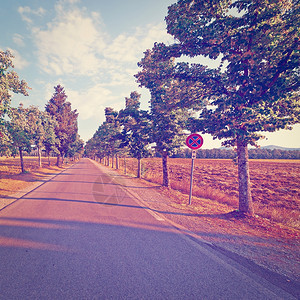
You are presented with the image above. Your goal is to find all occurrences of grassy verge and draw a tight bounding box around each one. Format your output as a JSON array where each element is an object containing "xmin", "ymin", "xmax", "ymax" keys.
[{"xmin": 0, "ymin": 156, "xmax": 72, "ymax": 200}]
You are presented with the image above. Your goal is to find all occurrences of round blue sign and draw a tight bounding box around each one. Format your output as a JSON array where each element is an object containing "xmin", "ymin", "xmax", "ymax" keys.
[{"xmin": 186, "ymin": 133, "xmax": 203, "ymax": 150}]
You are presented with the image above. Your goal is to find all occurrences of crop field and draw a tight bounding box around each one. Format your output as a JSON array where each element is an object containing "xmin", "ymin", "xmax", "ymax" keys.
[{"xmin": 118, "ymin": 157, "xmax": 300, "ymax": 229}]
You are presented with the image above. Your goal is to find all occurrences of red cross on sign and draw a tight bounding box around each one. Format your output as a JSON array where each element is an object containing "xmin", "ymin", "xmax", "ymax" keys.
[{"xmin": 186, "ymin": 133, "xmax": 203, "ymax": 150}]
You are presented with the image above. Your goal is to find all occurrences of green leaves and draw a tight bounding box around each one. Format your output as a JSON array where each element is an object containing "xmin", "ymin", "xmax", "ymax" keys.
[
  {"xmin": 163, "ymin": 0, "xmax": 299, "ymax": 147},
  {"xmin": 135, "ymin": 47, "xmax": 192, "ymax": 156},
  {"xmin": 45, "ymin": 85, "xmax": 79, "ymax": 158},
  {"xmin": 118, "ymin": 92, "xmax": 151, "ymax": 160},
  {"xmin": 0, "ymin": 50, "xmax": 30, "ymax": 153}
]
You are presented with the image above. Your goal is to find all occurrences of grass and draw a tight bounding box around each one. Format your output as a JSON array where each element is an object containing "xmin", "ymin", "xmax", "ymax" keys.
[
  {"xmin": 0, "ymin": 156, "xmax": 71, "ymax": 199},
  {"xmin": 116, "ymin": 157, "xmax": 300, "ymax": 229}
]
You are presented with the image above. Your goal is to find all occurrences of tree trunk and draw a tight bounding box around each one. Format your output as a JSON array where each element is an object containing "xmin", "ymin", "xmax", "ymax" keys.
[
  {"xmin": 124, "ymin": 157, "xmax": 127, "ymax": 175},
  {"xmin": 112, "ymin": 155, "xmax": 114, "ymax": 168},
  {"xmin": 237, "ymin": 141, "xmax": 254, "ymax": 215},
  {"xmin": 37, "ymin": 146, "xmax": 42, "ymax": 168},
  {"xmin": 19, "ymin": 147, "xmax": 25, "ymax": 173},
  {"xmin": 56, "ymin": 155, "xmax": 60, "ymax": 167},
  {"xmin": 162, "ymin": 151, "xmax": 170, "ymax": 187},
  {"xmin": 116, "ymin": 154, "xmax": 119, "ymax": 169},
  {"xmin": 47, "ymin": 152, "xmax": 51, "ymax": 166},
  {"xmin": 137, "ymin": 157, "xmax": 141, "ymax": 178}
]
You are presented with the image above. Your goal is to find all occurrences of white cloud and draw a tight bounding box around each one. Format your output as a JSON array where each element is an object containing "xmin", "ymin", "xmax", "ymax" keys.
[
  {"xmin": 103, "ymin": 22, "xmax": 173, "ymax": 63},
  {"xmin": 30, "ymin": 0, "xmax": 173, "ymax": 78},
  {"xmin": 67, "ymin": 84, "xmax": 117, "ymax": 120},
  {"xmin": 8, "ymin": 48, "xmax": 29, "ymax": 69},
  {"xmin": 32, "ymin": 5, "xmax": 105, "ymax": 76},
  {"xmin": 18, "ymin": 6, "xmax": 46, "ymax": 24},
  {"xmin": 25, "ymin": 1, "xmax": 174, "ymax": 124},
  {"xmin": 13, "ymin": 34, "xmax": 25, "ymax": 47}
]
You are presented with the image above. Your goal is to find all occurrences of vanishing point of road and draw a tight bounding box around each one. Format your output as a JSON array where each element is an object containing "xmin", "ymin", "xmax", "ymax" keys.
[{"xmin": 0, "ymin": 158, "xmax": 296, "ymax": 299}]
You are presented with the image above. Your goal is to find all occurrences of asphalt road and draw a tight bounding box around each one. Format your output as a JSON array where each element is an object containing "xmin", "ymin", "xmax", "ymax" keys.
[{"xmin": 0, "ymin": 158, "xmax": 296, "ymax": 299}]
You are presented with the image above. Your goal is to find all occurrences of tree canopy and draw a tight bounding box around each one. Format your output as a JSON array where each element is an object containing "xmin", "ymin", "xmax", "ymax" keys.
[
  {"xmin": 0, "ymin": 50, "xmax": 30, "ymax": 151},
  {"xmin": 45, "ymin": 85, "xmax": 79, "ymax": 165},
  {"xmin": 118, "ymin": 91, "xmax": 151, "ymax": 177},
  {"xmin": 163, "ymin": 0, "xmax": 299, "ymax": 146}
]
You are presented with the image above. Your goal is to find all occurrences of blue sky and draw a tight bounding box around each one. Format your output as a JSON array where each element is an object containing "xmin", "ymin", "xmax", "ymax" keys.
[{"xmin": 1, "ymin": 0, "xmax": 299, "ymax": 149}]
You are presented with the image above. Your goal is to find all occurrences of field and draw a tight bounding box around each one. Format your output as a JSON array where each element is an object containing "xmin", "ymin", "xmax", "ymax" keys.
[
  {"xmin": 118, "ymin": 157, "xmax": 300, "ymax": 229},
  {"xmin": 0, "ymin": 156, "xmax": 67, "ymax": 199}
]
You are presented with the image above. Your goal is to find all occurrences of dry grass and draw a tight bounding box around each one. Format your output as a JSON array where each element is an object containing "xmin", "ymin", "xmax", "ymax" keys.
[
  {"xmin": 0, "ymin": 156, "xmax": 69, "ymax": 199},
  {"xmin": 117, "ymin": 157, "xmax": 300, "ymax": 229}
]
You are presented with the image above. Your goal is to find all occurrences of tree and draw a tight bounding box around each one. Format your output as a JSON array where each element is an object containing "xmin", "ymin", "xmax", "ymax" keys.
[
  {"xmin": 42, "ymin": 114, "xmax": 58, "ymax": 166},
  {"xmin": 104, "ymin": 107, "xmax": 122, "ymax": 167},
  {"xmin": 84, "ymin": 137, "xmax": 99, "ymax": 160},
  {"xmin": 26, "ymin": 106, "xmax": 57, "ymax": 167},
  {"xmin": 88, "ymin": 108, "xmax": 121, "ymax": 167},
  {"xmin": 45, "ymin": 85, "xmax": 78, "ymax": 166},
  {"xmin": 159, "ymin": 0, "xmax": 299, "ymax": 214},
  {"xmin": 135, "ymin": 49, "xmax": 191, "ymax": 187},
  {"xmin": 0, "ymin": 50, "xmax": 30, "ymax": 152},
  {"xmin": 118, "ymin": 91, "xmax": 151, "ymax": 178},
  {"xmin": 7, "ymin": 104, "xmax": 32, "ymax": 172},
  {"xmin": 67, "ymin": 133, "xmax": 84, "ymax": 160}
]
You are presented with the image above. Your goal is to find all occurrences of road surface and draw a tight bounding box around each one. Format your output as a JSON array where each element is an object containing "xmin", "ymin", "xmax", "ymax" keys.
[{"xmin": 0, "ymin": 158, "xmax": 296, "ymax": 299}]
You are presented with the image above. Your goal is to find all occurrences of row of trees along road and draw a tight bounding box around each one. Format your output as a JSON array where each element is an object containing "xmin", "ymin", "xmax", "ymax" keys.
[
  {"xmin": 0, "ymin": 50, "xmax": 83, "ymax": 171},
  {"xmin": 85, "ymin": 89, "xmax": 189, "ymax": 185},
  {"xmin": 86, "ymin": 0, "xmax": 299, "ymax": 217}
]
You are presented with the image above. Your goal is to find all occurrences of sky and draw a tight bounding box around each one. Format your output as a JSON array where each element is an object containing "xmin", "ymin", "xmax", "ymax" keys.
[{"xmin": 1, "ymin": 0, "xmax": 299, "ymax": 149}]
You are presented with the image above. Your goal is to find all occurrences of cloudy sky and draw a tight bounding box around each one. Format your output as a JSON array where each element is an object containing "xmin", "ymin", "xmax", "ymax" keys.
[{"xmin": 1, "ymin": 0, "xmax": 299, "ymax": 149}]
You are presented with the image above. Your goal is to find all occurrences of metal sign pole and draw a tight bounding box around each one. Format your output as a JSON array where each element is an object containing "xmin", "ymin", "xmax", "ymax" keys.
[{"xmin": 189, "ymin": 150, "xmax": 196, "ymax": 205}]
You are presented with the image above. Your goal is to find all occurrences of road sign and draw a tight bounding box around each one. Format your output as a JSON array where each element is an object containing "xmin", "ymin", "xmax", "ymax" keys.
[
  {"xmin": 186, "ymin": 134, "xmax": 203, "ymax": 205},
  {"xmin": 186, "ymin": 133, "xmax": 203, "ymax": 150}
]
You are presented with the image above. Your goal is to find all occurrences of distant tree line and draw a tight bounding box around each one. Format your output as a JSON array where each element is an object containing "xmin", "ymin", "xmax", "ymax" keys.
[
  {"xmin": 0, "ymin": 50, "xmax": 83, "ymax": 172},
  {"xmin": 173, "ymin": 148, "xmax": 300, "ymax": 160}
]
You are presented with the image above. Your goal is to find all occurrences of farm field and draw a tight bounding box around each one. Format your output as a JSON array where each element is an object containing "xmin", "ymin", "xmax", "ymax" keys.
[
  {"xmin": 118, "ymin": 157, "xmax": 300, "ymax": 229},
  {"xmin": 0, "ymin": 156, "xmax": 68, "ymax": 200}
]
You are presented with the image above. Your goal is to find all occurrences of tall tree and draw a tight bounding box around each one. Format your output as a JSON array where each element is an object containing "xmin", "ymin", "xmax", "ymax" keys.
[
  {"xmin": 118, "ymin": 91, "xmax": 151, "ymax": 178},
  {"xmin": 7, "ymin": 104, "xmax": 32, "ymax": 172},
  {"xmin": 67, "ymin": 133, "xmax": 84, "ymax": 160},
  {"xmin": 45, "ymin": 85, "xmax": 78, "ymax": 166},
  {"xmin": 42, "ymin": 114, "xmax": 58, "ymax": 166},
  {"xmin": 0, "ymin": 50, "xmax": 30, "ymax": 153},
  {"xmin": 89, "ymin": 108, "xmax": 121, "ymax": 166},
  {"xmin": 135, "ymin": 50, "xmax": 190, "ymax": 187},
  {"xmin": 160, "ymin": 0, "xmax": 300, "ymax": 214},
  {"xmin": 104, "ymin": 107, "xmax": 121, "ymax": 167},
  {"xmin": 27, "ymin": 106, "xmax": 57, "ymax": 167},
  {"xmin": 91, "ymin": 124, "xmax": 109, "ymax": 163}
]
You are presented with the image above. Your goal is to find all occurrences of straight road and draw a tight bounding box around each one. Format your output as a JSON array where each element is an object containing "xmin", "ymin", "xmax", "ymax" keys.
[{"xmin": 0, "ymin": 158, "xmax": 295, "ymax": 299}]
